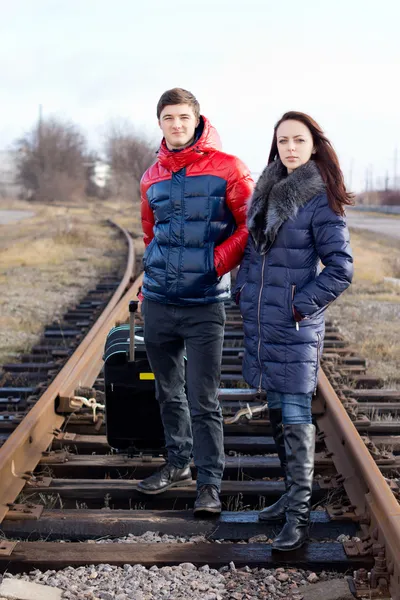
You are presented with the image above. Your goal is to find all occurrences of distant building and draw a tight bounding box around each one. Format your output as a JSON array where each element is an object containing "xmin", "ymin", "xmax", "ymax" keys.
[
  {"xmin": 85, "ymin": 160, "xmax": 113, "ymax": 199},
  {"xmin": 0, "ymin": 150, "xmax": 22, "ymax": 199}
]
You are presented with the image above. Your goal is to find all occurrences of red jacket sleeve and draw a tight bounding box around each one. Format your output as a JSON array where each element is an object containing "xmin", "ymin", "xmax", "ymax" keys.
[
  {"xmin": 214, "ymin": 159, "xmax": 254, "ymax": 276},
  {"xmin": 140, "ymin": 178, "xmax": 155, "ymax": 248}
]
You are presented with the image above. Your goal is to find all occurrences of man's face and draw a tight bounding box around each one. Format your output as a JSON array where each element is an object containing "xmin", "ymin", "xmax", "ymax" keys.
[{"xmin": 159, "ymin": 104, "xmax": 199, "ymax": 150}]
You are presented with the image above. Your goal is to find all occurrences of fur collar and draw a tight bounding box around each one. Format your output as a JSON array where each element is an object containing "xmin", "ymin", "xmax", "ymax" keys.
[{"xmin": 247, "ymin": 159, "xmax": 325, "ymax": 254}]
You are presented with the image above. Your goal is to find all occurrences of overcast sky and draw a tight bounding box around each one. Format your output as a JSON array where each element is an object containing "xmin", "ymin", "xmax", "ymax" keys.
[{"xmin": 0, "ymin": 0, "xmax": 399, "ymax": 191}]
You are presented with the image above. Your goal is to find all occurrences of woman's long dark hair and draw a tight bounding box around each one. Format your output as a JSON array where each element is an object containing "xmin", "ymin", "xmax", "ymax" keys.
[{"xmin": 268, "ymin": 111, "xmax": 354, "ymax": 215}]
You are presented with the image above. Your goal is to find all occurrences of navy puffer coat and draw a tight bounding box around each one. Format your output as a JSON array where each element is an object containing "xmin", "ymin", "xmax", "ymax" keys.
[{"xmin": 235, "ymin": 160, "xmax": 353, "ymax": 395}]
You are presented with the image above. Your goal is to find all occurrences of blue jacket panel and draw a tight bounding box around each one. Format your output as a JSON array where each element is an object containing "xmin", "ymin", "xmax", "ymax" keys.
[
  {"xmin": 143, "ymin": 172, "xmax": 236, "ymax": 305},
  {"xmin": 235, "ymin": 192, "xmax": 353, "ymax": 394}
]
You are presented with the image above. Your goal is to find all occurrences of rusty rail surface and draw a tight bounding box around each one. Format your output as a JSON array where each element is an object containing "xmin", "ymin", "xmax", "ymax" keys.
[
  {"xmin": 317, "ymin": 370, "xmax": 400, "ymax": 599},
  {"xmin": 0, "ymin": 221, "xmax": 140, "ymax": 523}
]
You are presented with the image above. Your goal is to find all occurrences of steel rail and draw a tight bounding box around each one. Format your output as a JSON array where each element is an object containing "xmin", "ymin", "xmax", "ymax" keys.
[
  {"xmin": 1, "ymin": 242, "xmax": 399, "ymax": 598},
  {"xmin": 317, "ymin": 369, "xmax": 400, "ymax": 599},
  {"xmin": 0, "ymin": 221, "xmax": 139, "ymax": 523}
]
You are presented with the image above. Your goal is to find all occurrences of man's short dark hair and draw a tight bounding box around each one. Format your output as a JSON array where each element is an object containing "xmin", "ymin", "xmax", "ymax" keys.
[{"xmin": 157, "ymin": 88, "xmax": 200, "ymax": 120}]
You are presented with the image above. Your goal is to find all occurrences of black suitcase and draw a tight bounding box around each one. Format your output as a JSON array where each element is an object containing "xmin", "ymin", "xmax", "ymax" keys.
[{"xmin": 103, "ymin": 301, "xmax": 165, "ymax": 454}]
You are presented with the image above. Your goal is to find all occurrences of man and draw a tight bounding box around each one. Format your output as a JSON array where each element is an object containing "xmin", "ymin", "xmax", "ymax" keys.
[{"xmin": 138, "ymin": 88, "xmax": 253, "ymax": 515}]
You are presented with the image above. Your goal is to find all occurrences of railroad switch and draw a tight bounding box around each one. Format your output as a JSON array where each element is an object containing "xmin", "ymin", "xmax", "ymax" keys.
[
  {"xmin": 0, "ymin": 541, "xmax": 17, "ymax": 556},
  {"xmin": 4, "ymin": 503, "xmax": 43, "ymax": 520}
]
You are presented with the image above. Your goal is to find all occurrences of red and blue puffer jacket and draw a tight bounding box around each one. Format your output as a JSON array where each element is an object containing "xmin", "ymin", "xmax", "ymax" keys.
[{"xmin": 140, "ymin": 116, "xmax": 254, "ymax": 305}]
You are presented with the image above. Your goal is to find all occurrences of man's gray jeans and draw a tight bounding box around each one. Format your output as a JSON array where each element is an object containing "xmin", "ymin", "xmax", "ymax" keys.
[{"xmin": 142, "ymin": 298, "xmax": 225, "ymax": 491}]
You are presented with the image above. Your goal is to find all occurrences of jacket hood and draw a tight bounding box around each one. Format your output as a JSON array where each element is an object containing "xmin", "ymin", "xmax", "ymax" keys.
[
  {"xmin": 157, "ymin": 115, "xmax": 222, "ymax": 172},
  {"xmin": 247, "ymin": 159, "xmax": 326, "ymax": 254}
]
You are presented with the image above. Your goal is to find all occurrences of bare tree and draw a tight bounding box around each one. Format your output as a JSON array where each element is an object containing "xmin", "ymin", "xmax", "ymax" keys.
[
  {"xmin": 104, "ymin": 120, "xmax": 156, "ymax": 201},
  {"xmin": 380, "ymin": 191, "xmax": 400, "ymax": 206},
  {"xmin": 15, "ymin": 118, "xmax": 87, "ymax": 203},
  {"xmin": 357, "ymin": 190, "xmax": 400, "ymax": 206}
]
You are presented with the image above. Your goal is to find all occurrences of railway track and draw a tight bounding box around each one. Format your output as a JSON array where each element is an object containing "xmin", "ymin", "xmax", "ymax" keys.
[{"xmin": 0, "ymin": 242, "xmax": 399, "ymax": 598}]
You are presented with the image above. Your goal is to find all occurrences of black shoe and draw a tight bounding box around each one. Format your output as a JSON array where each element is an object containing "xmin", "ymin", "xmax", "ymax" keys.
[
  {"xmin": 137, "ymin": 463, "xmax": 192, "ymax": 495},
  {"xmin": 272, "ymin": 423, "xmax": 315, "ymax": 551},
  {"xmin": 193, "ymin": 484, "xmax": 221, "ymax": 516},
  {"xmin": 272, "ymin": 518, "xmax": 309, "ymax": 551},
  {"xmin": 259, "ymin": 493, "xmax": 288, "ymax": 521}
]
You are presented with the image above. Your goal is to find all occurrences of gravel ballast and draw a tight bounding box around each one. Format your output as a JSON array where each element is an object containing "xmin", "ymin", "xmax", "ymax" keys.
[
  {"xmin": 0, "ymin": 533, "xmax": 354, "ymax": 600},
  {"xmin": 0, "ymin": 563, "xmax": 347, "ymax": 600}
]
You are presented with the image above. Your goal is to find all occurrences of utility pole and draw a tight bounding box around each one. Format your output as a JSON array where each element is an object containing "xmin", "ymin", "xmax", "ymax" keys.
[
  {"xmin": 385, "ymin": 171, "xmax": 389, "ymax": 191},
  {"xmin": 38, "ymin": 104, "xmax": 43, "ymax": 169},
  {"xmin": 364, "ymin": 167, "xmax": 369, "ymax": 205},
  {"xmin": 348, "ymin": 159, "xmax": 354, "ymax": 190},
  {"xmin": 394, "ymin": 147, "xmax": 398, "ymax": 190},
  {"xmin": 38, "ymin": 104, "xmax": 43, "ymax": 134}
]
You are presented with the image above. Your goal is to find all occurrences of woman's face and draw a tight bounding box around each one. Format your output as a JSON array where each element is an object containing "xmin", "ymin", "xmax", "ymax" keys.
[{"xmin": 276, "ymin": 119, "xmax": 315, "ymax": 173}]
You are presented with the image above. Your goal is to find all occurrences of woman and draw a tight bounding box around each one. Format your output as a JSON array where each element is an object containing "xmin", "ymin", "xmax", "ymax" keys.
[{"xmin": 235, "ymin": 111, "xmax": 353, "ymax": 551}]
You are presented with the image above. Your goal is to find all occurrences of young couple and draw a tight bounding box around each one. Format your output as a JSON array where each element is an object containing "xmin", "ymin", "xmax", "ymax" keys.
[{"xmin": 137, "ymin": 88, "xmax": 353, "ymax": 551}]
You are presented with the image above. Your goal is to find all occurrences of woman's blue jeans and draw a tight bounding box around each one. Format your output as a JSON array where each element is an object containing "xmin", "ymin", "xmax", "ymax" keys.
[{"xmin": 267, "ymin": 391, "xmax": 312, "ymax": 425}]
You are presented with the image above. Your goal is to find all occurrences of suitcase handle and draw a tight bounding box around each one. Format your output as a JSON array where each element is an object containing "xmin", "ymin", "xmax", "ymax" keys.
[{"xmin": 129, "ymin": 301, "xmax": 139, "ymax": 361}]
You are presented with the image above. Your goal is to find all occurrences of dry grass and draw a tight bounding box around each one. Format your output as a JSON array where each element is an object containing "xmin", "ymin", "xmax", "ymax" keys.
[
  {"xmin": 0, "ymin": 197, "xmax": 143, "ymax": 365},
  {"xmin": 327, "ymin": 229, "xmax": 400, "ymax": 384}
]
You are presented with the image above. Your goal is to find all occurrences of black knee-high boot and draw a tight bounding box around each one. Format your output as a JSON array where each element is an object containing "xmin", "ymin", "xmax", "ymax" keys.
[
  {"xmin": 272, "ymin": 423, "xmax": 315, "ymax": 550},
  {"xmin": 259, "ymin": 409, "xmax": 289, "ymax": 521}
]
